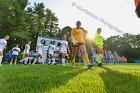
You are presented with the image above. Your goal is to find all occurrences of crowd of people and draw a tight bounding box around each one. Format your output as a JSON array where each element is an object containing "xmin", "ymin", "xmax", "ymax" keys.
[
  {"xmin": 90, "ymin": 49, "xmax": 127, "ymax": 64},
  {"xmin": 0, "ymin": 21, "xmax": 127, "ymax": 68}
]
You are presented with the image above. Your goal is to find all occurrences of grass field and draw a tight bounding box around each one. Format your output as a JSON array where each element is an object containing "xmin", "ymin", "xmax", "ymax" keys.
[{"xmin": 0, "ymin": 63, "xmax": 140, "ymax": 93}]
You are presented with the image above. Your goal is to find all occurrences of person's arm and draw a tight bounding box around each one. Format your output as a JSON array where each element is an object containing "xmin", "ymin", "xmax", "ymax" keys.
[{"xmin": 19, "ymin": 48, "xmax": 21, "ymax": 52}]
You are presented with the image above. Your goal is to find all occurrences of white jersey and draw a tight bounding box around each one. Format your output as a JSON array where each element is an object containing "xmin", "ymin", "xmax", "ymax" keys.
[
  {"xmin": 48, "ymin": 44, "xmax": 56, "ymax": 54},
  {"xmin": 37, "ymin": 43, "xmax": 43, "ymax": 54},
  {"xmin": 12, "ymin": 47, "xmax": 20, "ymax": 55},
  {"xmin": 24, "ymin": 44, "xmax": 30, "ymax": 54},
  {"xmin": 60, "ymin": 41, "xmax": 68, "ymax": 53},
  {"xmin": 0, "ymin": 39, "xmax": 7, "ymax": 52}
]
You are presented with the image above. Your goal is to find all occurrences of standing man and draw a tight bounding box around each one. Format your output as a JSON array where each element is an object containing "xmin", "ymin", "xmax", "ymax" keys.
[
  {"xmin": 0, "ymin": 35, "xmax": 9, "ymax": 66},
  {"xmin": 71, "ymin": 21, "xmax": 92, "ymax": 68},
  {"xmin": 93, "ymin": 28, "xmax": 104, "ymax": 67}
]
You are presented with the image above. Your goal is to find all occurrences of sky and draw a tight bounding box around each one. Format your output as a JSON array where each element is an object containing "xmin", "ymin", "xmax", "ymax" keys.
[{"xmin": 29, "ymin": 0, "xmax": 140, "ymax": 39}]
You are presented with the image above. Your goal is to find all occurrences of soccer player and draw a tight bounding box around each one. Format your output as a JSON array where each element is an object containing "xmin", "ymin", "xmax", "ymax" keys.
[
  {"xmin": 10, "ymin": 44, "xmax": 20, "ymax": 65},
  {"xmin": 48, "ymin": 41, "xmax": 56, "ymax": 65},
  {"xmin": 71, "ymin": 21, "xmax": 92, "ymax": 68},
  {"xmin": 24, "ymin": 40, "xmax": 31, "ymax": 65},
  {"xmin": 0, "ymin": 35, "xmax": 9, "ymax": 66},
  {"xmin": 135, "ymin": 0, "xmax": 140, "ymax": 18},
  {"xmin": 93, "ymin": 28, "xmax": 104, "ymax": 67},
  {"xmin": 33, "ymin": 40, "xmax": 45, "ymax": 65},
  {"xmin": 59, "ymin": 34, "xmax": 70, "ymax": 66}
]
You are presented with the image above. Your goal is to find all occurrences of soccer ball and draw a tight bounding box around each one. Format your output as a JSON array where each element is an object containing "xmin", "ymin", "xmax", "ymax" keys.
[
  {"xmin": 87, "ymin": 64, "xmax": 93, "ymax": 69},
  {"xmin": 72, "ymin": 40, "xmax": 78, "ymax": 46}
]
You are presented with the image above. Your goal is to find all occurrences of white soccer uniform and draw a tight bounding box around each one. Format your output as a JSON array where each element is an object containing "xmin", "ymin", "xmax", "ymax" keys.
[
  {"xmin": 0, "ymin": 39, "xmax": 7, "ymax": 52},
  {"xmin": 24, "ymin": 44, "xmax": 30, "ymax": 54},
  {"xmin": 12, "ymin": 47, "xmax": 20, "ymax": 55},
  {"xmin": 60, "ymin": 41, "xmax": 68, "ymax": 53},
  {"xmin": 37, "ymin": 43, "xmax": 43, "ymax": 55},
  {"xmin": 48, "ymin": 44, "xmax": 55, "ymax": 55}
]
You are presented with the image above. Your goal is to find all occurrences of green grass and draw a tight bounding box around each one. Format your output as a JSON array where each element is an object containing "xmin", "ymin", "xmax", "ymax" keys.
[{"xmin": 0, "ymin": 63, "xmax": 140, "ymax": 93}]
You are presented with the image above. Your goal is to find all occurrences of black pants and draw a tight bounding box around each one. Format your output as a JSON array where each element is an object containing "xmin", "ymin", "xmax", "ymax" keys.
[{"xmin": 136, "ymin": 5, "xmax": 140, "ymax": 19}]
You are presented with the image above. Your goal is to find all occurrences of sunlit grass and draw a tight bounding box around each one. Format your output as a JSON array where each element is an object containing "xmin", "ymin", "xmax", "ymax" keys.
[{"xmin": 0, "ymin": 63, "xmax": 140, "ymax": 93}]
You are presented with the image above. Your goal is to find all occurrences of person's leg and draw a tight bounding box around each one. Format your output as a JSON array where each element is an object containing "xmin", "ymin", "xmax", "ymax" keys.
[
  {"xmin": 24, "ymin": 54, "xmax": 29, "ymax": 65},
  {"xmin": 62, "ymin": 53, "xmax": 67, "ymax": 66},
  {"xmin": 71, "ymin": 47, "xmax": 78, "ymax": 67},
  {"xmin": 10, "ymin": 58, "xmax": 13, "ymax": 65},
  {"xmin": 33, "ymin": 55, "xmax": 39, "ymax": 64},
  {"xmin": 0, "ymin": 52, "xmax": 3, "ymax": 66},
  {"xmin": 14, "ymin": 58, "xmax": 17, "ymax": 65},
  {"xmin": 28, "ymin": 58, "xmax": 32, "ymax": 64},
  {"xmin": 79, "ymin": 45, "xmax": 90, "ymax": 65},
  {"xmin": 48, "ymin": 54, "xmax": 51, "ymax": 64},
  {"xmin": 0, "ymin": 56, "xmax": 3, "ymax": 66},
  {"xmin": 14, "ymin": 55, "xmax": 18, "ymax": 65},
  {"xmin": 39, "ymin": 54, "xmax": 44, "ymax": 64},
  {"xmin": 52, "ymin": 54, "xmax": 56, "ymax": 64},
  {"xmin": 97, "ymin": 48, "xmax": 103, "ymax": 67}
]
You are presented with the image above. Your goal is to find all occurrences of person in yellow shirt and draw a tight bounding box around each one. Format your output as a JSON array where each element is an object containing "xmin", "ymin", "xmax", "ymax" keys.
[
  {"xmin": 71, "ymin": 21, "xmax": 92, "ymax": 68},
  {"xmin": 93, "ymin": 28, "xmax": 104, "ymax": 67}
]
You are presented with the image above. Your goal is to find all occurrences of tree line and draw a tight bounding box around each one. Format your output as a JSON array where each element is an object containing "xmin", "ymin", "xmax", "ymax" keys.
[{"xmin": 0, "ymin": 0, "xmax": 140, "ymax": 62}]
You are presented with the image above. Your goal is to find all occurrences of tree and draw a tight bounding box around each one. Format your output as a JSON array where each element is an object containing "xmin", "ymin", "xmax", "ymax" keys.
[{"xmin": 45, "ymin": 9, "xmax": 59, "ymax": 36}]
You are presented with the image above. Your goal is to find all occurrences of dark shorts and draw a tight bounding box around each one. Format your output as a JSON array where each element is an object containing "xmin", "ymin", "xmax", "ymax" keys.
[
  {"xmin": 136, "ymin": 5, "xmax": 140, "ymax": 18},
  {"xmin": 72, "ymin": 42, "xmax": 85, "ymax": 47},
  {"xmin": 11, "ymin": 55, "xmax": 18, "ymax": 59}
]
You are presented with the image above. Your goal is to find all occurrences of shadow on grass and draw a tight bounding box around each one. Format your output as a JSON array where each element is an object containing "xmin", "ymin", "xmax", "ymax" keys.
[
  {"xmin": 100, "ymin": 67, "xmax": 140, "ymax": 93},
  {"xmin": 0, "ymin": 65, "xmax": 87, "ymax": 93}
]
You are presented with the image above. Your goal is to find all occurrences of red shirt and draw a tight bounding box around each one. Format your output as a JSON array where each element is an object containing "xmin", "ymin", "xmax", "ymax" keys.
[{"xmin": 135, "ymin": 0, "xmax": 140, "ymax": 7}]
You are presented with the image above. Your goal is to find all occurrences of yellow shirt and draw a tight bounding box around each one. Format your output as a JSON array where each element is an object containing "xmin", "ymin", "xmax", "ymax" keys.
[
  {"xmin": 71, "ymin": 28, "xmax": 84, "ymax": 43},
  {"xmin": 93, "ymin": 33, "xmax": 104, "ymax": 48}
]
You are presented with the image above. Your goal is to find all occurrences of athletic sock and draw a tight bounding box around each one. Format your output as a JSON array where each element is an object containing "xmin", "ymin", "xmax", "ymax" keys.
[
  {"xmin": 62, "ymin": 58, "xmax": 65, "ymax": 66},
  {"xmin": 72, "ymin": 56, "xmax": 75, "ymax": 65},
  {"xmin": 52, "ymin": 58, "xmax": 55, "ymax": 64},
  {"xmin": 41, "ymin": 59, "xmax": 44, "ymax": 64},
  {"xmin": 0, "ymin": 56, "xmax": 3, "ymax": 65},
  {"xmin": 48, "ymin": 58, "xmax": 51, "ymax": 64},
  {"xmin": 98, "ymin": 54, "xmax": 103, "ymax": 64},
  {"xmin": 33, "ymin": 58, "xmax": 37, "ymax": 64},
  {"xmin": 83, "ymin": 53, "xmax": 90, "ymax": 64}
]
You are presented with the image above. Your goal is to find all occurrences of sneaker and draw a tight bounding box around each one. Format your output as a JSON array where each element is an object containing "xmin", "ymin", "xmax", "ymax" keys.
[
  {"xmin": 9, "ymin": 62, "xmax": 12, "ymax": 65},
  {"xmin": 63, "ymin": 64, "xmax": 66, "ymax": 66},
  {"xmin": 98, "ymin": 63, "xmax": 103, "ymax": 67},
  {"xmin": 0, "ymin": 64, "xmax": 3, "ymax": 66}
]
